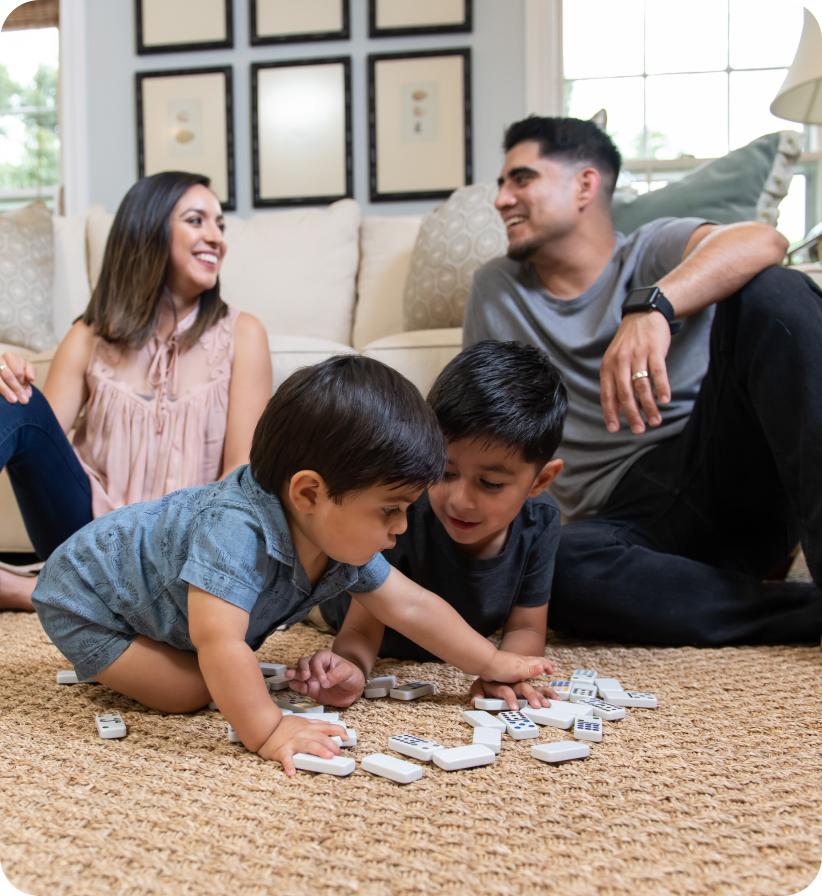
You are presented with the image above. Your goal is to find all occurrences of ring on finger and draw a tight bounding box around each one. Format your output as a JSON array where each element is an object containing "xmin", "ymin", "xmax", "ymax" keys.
[
  {"xmin": 0, "ymin": 362, "xmax": 7, "ymax": 373},
  {"xmin": 631, "ymin": 369, "xmax": 650, "ymax": 382}
]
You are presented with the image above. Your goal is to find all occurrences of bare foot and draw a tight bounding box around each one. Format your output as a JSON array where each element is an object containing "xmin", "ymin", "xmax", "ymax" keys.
[{"xmin": 0, "ymin": 569, "xmax": 36, "ymax": 611}]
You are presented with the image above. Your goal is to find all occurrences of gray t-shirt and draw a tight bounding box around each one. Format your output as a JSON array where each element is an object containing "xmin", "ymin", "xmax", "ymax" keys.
[
  {"xmin": 321, "ymin": 491, "xmax": 560, "ymax": 662},
  {"xmin": 463, "ymin": 217, "xmax": 713, "ymax": 520}
]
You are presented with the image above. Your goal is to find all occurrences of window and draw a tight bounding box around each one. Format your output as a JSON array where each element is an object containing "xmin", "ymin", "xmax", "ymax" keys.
[
  {"xmin": 0, "ymin": 10, "xmax": 60, "ymax": 213},
  {"xmin": 562, "ymin": 0, "xmax": 819, "ymax": 243}
]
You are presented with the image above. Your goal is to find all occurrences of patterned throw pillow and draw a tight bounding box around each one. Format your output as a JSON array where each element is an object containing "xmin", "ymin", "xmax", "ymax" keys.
[
  {"xmin": 402, "ymin": 182, "xmax": 507, "ymax": 331},
  {"xmin": 0, "ymin": 203, "xmax": 55, "ymax": 350}
]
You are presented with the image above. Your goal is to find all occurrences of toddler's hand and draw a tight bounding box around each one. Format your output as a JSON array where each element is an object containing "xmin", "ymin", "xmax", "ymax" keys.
[
  {"xmin": 469, "ymin": 676, "xmax": 557, "ymax": 711},
  {"xmin": 287, "ymin": 649, "xmax": 366, "ymax": 708},
  {"xmin": 257, "ymin": 714, "xmax": 347, "ymax": 775},
  {"xmin": 477, "ymin": 650, "xmax": 554, "ymax": 686}
]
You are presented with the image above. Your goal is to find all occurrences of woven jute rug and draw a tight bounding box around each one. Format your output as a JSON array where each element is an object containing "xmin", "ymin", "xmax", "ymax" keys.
[{"xmin": 0, "ymin": 610, "xmax": 820, "ymax": 896}]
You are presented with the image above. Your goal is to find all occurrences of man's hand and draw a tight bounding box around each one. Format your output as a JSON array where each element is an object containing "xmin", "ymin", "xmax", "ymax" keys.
[
  {"xmin": 469, "ymin": 677, "xmax": 557, "ymax": 710},
  {"xmin": 600, "ymin": 311, "xmax": 672, "ymax": 434},
  {"xmin": 477, "ymin": 650, "xmax": 554, "ymax": 684},
  {"xmin": 256, "ymin": 714, "xmax": 347, "ymax": 776},
  {"xmin": 0, "ymin": 351, "xmax": 35, "ymax": 404},
  {"xmin": 287, "ymin": 649, "xmax": 366, "ymax": 708}
]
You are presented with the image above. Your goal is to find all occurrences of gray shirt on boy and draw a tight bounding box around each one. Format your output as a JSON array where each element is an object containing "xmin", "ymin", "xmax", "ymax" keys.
[{"xmin": 463, "ymin": 217, "xmax": 713, "ymax": 520}]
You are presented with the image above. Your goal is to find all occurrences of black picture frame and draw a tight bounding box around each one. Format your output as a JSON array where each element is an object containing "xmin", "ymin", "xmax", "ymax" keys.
[
  {"xmin": 368, "ymin": 0, "xmax": 471, "ymax": 38},
  {"xmin": 135, "ymin": 66, "xmax": 236, "ymax": 211},
  {"xmin": 135, "ymin": 0, "xmax": 234, "ymax": 54},
  {"xmin": 251, "ymin": 57, "xmax": 352, "ymax": 207},
  {"xmin": 250, "ymin": 0, "xmax": 350, "ymax": 45},
  {"xmin": 368, "ymin": 48, "xmax": 472, "ymax": 202}
]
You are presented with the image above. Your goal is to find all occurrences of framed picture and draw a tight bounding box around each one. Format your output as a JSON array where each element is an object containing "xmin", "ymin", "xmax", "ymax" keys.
[
  {"xmin": 252, "ymin": 57, "xmax": 352, "ymax": 207},
  {"xmin": 135, "ymin": 0, "xmax": 233, "ymax": 54},
  {"xmin": 368, "ymin": 49, "xmax": 471, "ymax": 202},
  {"xmin": 250, "ymin": 0, "xmax": 349, "ymax": 45},
  {"xmin": 369, "ymin": 0, "xmax": 471, "ymax": 37},
  {"xmin": 135, "ymin": 67, "xmax": 236, "ymax": 211}
]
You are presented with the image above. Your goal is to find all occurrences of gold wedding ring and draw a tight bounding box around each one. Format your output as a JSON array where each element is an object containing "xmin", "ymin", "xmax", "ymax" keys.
[{"xmin": 631, "ymin": 369, "xmax": 650, "ymax": 382}]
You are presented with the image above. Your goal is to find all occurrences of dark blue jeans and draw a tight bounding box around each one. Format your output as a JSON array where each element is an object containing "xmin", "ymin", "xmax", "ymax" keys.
[
  {"xmin": 550, "ymin": 266, "xmax": 822, "ymax": 645},
  {"xmin": 0, "ymin": 387, "xmax": 93, "ymax": 559}
]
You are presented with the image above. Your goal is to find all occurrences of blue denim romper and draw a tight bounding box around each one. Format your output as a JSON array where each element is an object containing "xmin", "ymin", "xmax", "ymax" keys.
[{"xmin": 32, "ymin": 465, "xmax": 390, "ymax": 680}]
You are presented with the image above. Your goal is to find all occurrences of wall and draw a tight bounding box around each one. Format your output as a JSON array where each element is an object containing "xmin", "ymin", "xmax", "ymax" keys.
[{"xmin": 83, "ymin": 0, "xmax": 525, "ymax": 215}]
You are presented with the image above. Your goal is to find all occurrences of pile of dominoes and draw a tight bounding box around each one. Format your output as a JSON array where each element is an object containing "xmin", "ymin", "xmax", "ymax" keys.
[{"xmin": 60, "ymin": 663, "xmax": 658, "ymax": 781}]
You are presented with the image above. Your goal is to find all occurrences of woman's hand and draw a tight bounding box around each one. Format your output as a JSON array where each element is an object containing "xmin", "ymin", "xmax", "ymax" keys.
[{"xmin": 0, "ymin": 351, "xmax": 35, "ymax": 404}]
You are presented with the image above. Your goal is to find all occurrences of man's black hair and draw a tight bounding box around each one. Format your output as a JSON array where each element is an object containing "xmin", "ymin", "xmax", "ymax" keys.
[
  {"xmin": 427, "ymin": 340, "xmax": 567, "ymax": 466},
  {"xmin": 503, "ymin": 115, "xmax": 622, "ymax": 195},
  {"xmin": 251, "ymin": 355, "xmax": 446, "ymax": 498}
]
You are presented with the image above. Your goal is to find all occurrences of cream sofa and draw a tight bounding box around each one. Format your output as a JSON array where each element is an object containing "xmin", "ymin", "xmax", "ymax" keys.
[{"xmin": 0, "ymin": 199, "xmax": 462, "ymax": 554}]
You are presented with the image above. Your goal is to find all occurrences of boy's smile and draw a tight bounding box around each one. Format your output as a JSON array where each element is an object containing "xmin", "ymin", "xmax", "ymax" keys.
[{"xmin": 428, "ymin": 438, "xmax": 561, "ymax": 560}]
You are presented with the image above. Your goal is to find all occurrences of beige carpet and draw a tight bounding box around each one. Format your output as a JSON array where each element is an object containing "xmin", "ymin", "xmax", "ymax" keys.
[{"xmin": 0, "ymin": 610, "xmax": 820, "ymax": 896}]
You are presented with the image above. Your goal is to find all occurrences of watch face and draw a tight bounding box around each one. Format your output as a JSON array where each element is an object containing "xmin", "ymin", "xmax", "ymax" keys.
[{"xmin": 628, "ymin": 287, "xmax": 658, "ymax": 305}]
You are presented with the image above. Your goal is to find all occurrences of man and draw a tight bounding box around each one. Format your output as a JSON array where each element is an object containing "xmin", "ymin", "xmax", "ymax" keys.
[{"xmin": 463, "ymin": 115, "xmax": 822, "ymax": 645}]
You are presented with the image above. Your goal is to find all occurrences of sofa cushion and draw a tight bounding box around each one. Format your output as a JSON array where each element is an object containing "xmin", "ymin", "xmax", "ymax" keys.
[
  {"xmin": 0, "ymin": 203, "xmax": 56, "ymax": 351},
  {"xmin": 86, "ymin": 204, "xmax": 114, "ymax": 291},
  {"xmin": 361, "ymin": 327, "xmax": 462, "ymax": 398},
  {"xmin": 612, "ymin": 131, "xmax": 803, "ymax": 232},
  {"xmin": 353, "ymin": 215, "xmax": 421, "ymax": 350},
  {"xmin": 266, "ymin": 334, "xmax": 355, "ymax": 389},
  {"xmin": 220, "ymin": 199, "xmax": 360, "ymax": 345},
  {"xmin": 52, "ymin": 212, "xmax": 91, "ymax": 340},
  {"xmin": 402, "ymin": 183, "xmax": 506, "ymax": 331}
]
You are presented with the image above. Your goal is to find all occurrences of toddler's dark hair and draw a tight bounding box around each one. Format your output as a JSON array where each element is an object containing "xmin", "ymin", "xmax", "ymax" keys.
[
  {"xmin": 251, "ymin": 355, "xmax": 446, "ymax": 497},
  {"xmin": 428, "ymin": 340, "xmax": 567, "ymax": 465}
]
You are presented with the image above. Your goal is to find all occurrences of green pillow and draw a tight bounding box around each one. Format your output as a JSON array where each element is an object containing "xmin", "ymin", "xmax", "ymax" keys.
[{"xmin": 612, "ymin": 131, "xmax": 802, "ymax": 234}]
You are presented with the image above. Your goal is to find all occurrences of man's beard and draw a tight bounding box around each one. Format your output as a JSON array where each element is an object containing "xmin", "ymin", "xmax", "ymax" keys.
[{"xmin": 507, "ymin": 235, "xmax": 543, "ymax": 262}]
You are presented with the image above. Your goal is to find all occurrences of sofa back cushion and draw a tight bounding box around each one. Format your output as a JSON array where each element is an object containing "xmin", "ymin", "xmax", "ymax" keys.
[
  {"xmin": 87, "ymin": 199, "xmax": 361, "ymax": 346},
  {"xmin": 0, "ymin": 203, "xmax": 56, "ymax": 350},
  {"xmin": 52, "ymin": 211, "xmax": 91, "ymax": 339},
  {"xmin": 353, "ymin": 215, "xmax": 421, "ymax": 349}
]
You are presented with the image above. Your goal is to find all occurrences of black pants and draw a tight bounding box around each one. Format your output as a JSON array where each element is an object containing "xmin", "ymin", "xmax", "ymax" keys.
[{"xmin": 550, "ymin": 266, "xmax": 822, "ymax": 645}]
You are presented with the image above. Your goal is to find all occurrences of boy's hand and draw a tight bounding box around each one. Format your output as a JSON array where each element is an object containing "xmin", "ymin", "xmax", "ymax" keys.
[
  {"xmin": 469, "ymin": 677, "xmax": 557, "ymax": 711},
  {"xmin": 477, "ymin": 650, "xmax": 555, "ymax": 686},
  {"xmin": 256, "ymin": 715, "xmax": 347, "ymax": 775},
  {"xmin": 287, "ymin": 649, "xmax": 366, "ymax": 708}
]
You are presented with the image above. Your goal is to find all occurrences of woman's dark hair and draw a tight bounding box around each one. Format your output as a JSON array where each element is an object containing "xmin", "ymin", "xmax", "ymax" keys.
[
  {"xmin": 82, "ymin": 171, "xmax": 228, "ymax": 351},
  {"xmin": 251, "ymin": 355, "xmax": 446, "ymax": 498},
  {"xmin": 427, "ymin": 340, "xmax": 567, "ymax": 465}
]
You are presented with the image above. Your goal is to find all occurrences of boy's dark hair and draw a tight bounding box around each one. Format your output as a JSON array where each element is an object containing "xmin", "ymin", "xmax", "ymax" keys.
[
  {"xmin": 427, "ymin": 340, "xmax": 567, "ymax": 465},
  {"xmin": 251, "ymin": 355, "xmax": 446, "ymax": 498},
  {"xmin": 503, "ymin": 115, "xmax": 622, "ymax": 196}
]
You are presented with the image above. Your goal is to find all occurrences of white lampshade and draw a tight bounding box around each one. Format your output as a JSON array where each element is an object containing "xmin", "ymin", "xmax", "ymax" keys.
[{"xmin": 771, "ymin": 7, "xmax": 822, "ymax": 124}]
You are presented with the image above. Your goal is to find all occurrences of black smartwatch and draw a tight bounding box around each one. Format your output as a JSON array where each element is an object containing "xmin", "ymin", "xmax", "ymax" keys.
[{"xmin": 622, "ymin": 286, "xmax": 682, "ymax": 334}]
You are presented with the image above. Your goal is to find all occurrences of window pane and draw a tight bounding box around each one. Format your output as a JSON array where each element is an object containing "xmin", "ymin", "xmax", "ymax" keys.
[
  {"xmin": 565, "ymin": 77, "xmax": 645, "ymax": 157},
  {"xmin": 645, "ymin": 0, "xmax": 728, "ymax": 74},
  {"xmin": 646, "ymin": 72, "xmax": 728, "ymax": 157},
  {"xmin": 563, "ymin": 0, "xmax": 644, "ymax": 79},
  {"xmin": 0, "ymin": 27, "xmax": 59, "ymax": 195},
  {"xmin": 729, "ymin": 69, "xmax": 796, "ymax": 148},
  {"xmin": 729, "ymin": 0, "xmax": 804, "ymax": 70}
]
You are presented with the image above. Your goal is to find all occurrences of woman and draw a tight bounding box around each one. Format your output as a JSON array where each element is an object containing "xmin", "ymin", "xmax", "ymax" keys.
[{"xmin": 0, "ymin": 171, "xmax": 272, "ymax": 610}]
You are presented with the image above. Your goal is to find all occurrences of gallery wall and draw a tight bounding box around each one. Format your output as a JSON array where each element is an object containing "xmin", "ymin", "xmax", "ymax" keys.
[{"xmin": 83, "ymin": 0, "xmax": 526, "ymax": 216}]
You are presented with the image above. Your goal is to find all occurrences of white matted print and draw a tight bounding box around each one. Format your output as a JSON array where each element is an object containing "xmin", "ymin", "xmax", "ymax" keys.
[
  {"xmin": 252, "ymin": 58, "xmax": 351, "ymax": 206},
  {"xmin": 370, "ymin": 0, "xmax": 470, "ymax": 36},
  {"xmin": 137, "ymin": 0, "xmax": 232, "ymax": 53},
  {"xmin": 136, "ymin": 68, "xmax": 235, "ymax": 209},
  {"xmin": 369, "ymin": 50, "xmax": 471, "ymax": 200},
  {"xmin": 251, "ymin": 0, "xmax": 349, "ymax": 43}
]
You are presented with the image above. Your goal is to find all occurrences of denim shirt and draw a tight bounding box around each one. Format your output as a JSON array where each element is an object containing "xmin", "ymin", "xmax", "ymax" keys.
[{"xmin": 34, "ymin": 465, "xmax": 390, "ymax": 653}]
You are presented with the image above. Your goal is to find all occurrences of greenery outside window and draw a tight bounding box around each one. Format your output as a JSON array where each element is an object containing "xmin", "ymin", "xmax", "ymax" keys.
[{"xmin": 0, "ymin": 19, "xmax": 59, "ymax": 213}]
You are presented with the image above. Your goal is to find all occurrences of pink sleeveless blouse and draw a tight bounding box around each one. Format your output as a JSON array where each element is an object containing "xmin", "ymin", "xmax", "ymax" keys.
[{"xmin": 72, "ymin": 305, "xmax": 239, "ymax": 518}]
